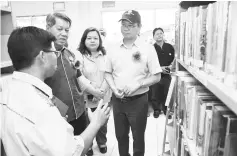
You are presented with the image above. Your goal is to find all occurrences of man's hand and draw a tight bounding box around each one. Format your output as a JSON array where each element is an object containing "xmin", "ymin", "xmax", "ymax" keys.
[
  {"xmin": 93, "ymin": 88, "xmax": 105, "ymax": 99},
  {"xmin": 114, "ymin": 89, "xmax": 124, "ymax": 98},
  {"xmin": 123, "ymin": 81, "xmax": 141, "ymax": 96},
  {"xmin": 92, "ymin": 97, "xmax": 101, "ymax": 103},
  {"xmin": 161, "ymin": 66, "xmax": 170, "ymax": 74},
  {"xmin": 90, "ymin": 100, "xmax": 111, "ymax": 128}
]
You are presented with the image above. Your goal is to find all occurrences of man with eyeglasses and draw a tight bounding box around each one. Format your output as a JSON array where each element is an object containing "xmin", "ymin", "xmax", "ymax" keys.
[
  {"xmin": 105, "ymin": 10, "xmax": 162, "ymax": 156},
  {"xmin": 1, "ymin": 26, "xmax": 110, "ymax": 156},
  {"xmin": 44, "ymin": 12, "xmax": 105, "ymax": 139}
]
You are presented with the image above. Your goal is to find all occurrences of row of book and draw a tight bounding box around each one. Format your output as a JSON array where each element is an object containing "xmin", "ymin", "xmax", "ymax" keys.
[
  {"xmin": 178, "ymin": 1, "xmax": 237, "ymax": 90},
  {"xmin": 175, "ymin": 71, "xmax": 237, "ymax": 156}
]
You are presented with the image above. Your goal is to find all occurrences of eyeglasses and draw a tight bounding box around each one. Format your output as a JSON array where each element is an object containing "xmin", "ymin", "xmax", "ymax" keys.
[
  {"xmin": 43, "ymin": 49, "xmax": 61, "ymax": 57},
  {"xmin": 121, "ymin": 23, "xmax": 137, "ymax": 29}
]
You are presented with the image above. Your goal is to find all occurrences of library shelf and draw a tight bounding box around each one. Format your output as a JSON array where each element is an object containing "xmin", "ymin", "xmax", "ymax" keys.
[
  {"xmin": 180, "ymin": 126, "xmax": 198, "ymax": 156},
  {"xmin": 177, "ymin": 59, "xmax": 237, "ymax": 115}
]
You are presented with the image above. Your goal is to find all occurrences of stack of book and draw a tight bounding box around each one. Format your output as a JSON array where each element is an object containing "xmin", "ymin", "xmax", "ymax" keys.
[
  {"xmin": 176, "ymin": 74, "xmax": 237, "ymax": 156},
  {"xmin": 178, "ymin": 1, "xmax": 237, "ymax": 90}
]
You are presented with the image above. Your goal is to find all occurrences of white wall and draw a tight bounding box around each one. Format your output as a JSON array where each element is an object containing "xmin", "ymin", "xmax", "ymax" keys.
[{"xmin": 10, "ymin": 1, "xmax": 178, "ymax": 50}]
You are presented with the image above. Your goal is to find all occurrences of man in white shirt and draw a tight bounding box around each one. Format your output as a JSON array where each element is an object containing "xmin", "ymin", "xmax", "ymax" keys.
[
  {"xmin": 105, "ymin": 10, "xmax": 162, "ymax": 156},
  {"xmin": 1, "ymin": 26, "xmax": 110, "ymax": 156}
]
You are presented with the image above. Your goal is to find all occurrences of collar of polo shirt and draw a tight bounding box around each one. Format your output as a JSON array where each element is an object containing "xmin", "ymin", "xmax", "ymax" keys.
[{"xmin": 120, "ymin": 37, "xmax": 142, "ymax": 48}]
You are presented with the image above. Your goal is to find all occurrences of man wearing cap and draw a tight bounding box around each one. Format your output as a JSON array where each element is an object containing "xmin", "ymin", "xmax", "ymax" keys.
[{"xmin": 105, "ymin": 10, "xmax": 162, "ymax": 156}]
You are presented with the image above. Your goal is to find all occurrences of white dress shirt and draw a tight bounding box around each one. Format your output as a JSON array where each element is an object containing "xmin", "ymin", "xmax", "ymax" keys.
[
  {"xmin": 105, "ymin": 38, "xmax": 162, "ymax": 96},
  {"xmin": 0, "ymin": 71, "xmax": 84, "ymax": 156}
]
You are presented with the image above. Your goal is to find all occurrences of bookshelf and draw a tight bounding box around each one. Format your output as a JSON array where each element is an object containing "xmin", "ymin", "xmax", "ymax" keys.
[
  {"xmin": 177, "ymin": 59, "xmax": 237, "ymax": 115},
  {"xmin": 163, "ymin": 1, "xmax": 237, "ymax": 156},
  {"xmin": 1, "ymin": 1, "xmax": 15, "ymax": 74}
]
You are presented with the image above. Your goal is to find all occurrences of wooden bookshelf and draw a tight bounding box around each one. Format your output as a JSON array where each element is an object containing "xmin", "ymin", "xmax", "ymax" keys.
[
  {"xmin": 180, "ymin": 126, "xmax": 198, "ymax": 156},
  {"xmin": 177, "ymin": 59, "xmax": 237, "ymax": 115},
  {"xmin": 163, "ymin": 1, "xmax": 237, "ymax": 156}
]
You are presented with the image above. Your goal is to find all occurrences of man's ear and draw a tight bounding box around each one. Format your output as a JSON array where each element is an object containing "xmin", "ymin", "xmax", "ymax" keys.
[{"xmin": 38, "ymin": 51, "xmax": 47, "ymax": 63}]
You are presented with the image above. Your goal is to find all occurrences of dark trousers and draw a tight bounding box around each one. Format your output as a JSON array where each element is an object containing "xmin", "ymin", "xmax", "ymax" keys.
[
  {"xmin": 90, "ymin": 107, "xmax": 108, "ymax": 146},
  {"xmin": 69, "ymin": 111, "xmax": 88, "ymax": 135},
  {"xmin": 113, "ymin": 93, "xmax": 148, "ymax": 156},
  {"xmin": 148, "ymin": 74, "xmax": 171, "ymax": 111}
]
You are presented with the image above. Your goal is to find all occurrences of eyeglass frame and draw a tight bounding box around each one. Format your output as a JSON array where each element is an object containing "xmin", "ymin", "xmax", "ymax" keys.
[
  {"xmin": 121, "ymin": 23, "xmax": 138, "ymax": 29},
  {"xmin": 42, "ymin": 49, "xmax": 61, "ymax": 57}
]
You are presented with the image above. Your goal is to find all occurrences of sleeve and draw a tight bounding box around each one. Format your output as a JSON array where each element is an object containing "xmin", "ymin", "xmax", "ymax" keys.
[
  {"xmin": 104, "ymin": 51, "xmax": 113, "ymax": 73},
  {"xmin": 147, "ymin": 45, "xmax": 162, "ymax": 75},
  {"xmin": 78, "ymin": 75, "xmax": 91, "ymax": 92},
  {"xmin": 169, "ymin": 45, "xmax": 175, "ymax": 64},
  {"xmin": 22, "ymin": 108, "xmax": 84, "ymax": 156}
]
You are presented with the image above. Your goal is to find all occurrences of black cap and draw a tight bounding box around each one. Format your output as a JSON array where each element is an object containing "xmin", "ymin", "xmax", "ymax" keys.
[{"xmin": 119, "ymin": 10, "xmax": 141, "ymax": 24}]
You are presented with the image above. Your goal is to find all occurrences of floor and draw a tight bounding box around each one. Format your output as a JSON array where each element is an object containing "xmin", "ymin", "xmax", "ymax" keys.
[{"xmin": 89, "ymin": 104, "xmax": 167, "ymax": 156}]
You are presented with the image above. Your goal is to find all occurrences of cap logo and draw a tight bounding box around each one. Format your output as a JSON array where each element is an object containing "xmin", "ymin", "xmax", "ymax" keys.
[{"xmin": 125, "ymin": 10, "xmax": 134, "ymax": 15}]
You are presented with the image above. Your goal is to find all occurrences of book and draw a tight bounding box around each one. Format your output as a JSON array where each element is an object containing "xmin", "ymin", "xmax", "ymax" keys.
[
  {"xmin": 177, "ymin": 76, "xmax": 198, "ymax": 126},
  {"xmin": 180, "ymin": 137, "xmax": 190, "ymax": 156},
  {"xmin": 204, "ymin": 3, "xmax": 216, "ymax": 74},
  {"xmin": 180, "ymin": 11, "xmax": 187, "ymax": 62},
  {"xmin": 223, "ymin": 116, "xmax": 237, "ymax": 156},
  {"xmin": 196, "ymin": 98, "xmax": 222, "ymax": 156},
  {"xmin": 203, "ymin": 109, "xmax": 213, "ymax": 156},
  {"xmin": 224, "ymin": 134, "xmax": 237, "ymax": 156},
  {"xmin": 195, "ymin": 5, "xmax": 208, "ymax": 69},
  {"xmin": 212, "ymin": 2, "xmax": 229, "ymax": 80},
  {"xmin": 224, "ymin": 2, "xmax": 237, "ymax": 89},
  {"xmin": 206, "ymin": 105, "xmax": 233, "ymax": 156},
  {"xmin": 186, "ymin": 85, "xmax": 209, "ymax": 140}
]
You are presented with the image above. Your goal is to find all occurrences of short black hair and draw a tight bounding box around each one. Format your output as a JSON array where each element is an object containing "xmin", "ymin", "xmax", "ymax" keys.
[
  {"xmin": 7, "ymin": 26, "xmax": 56, "ymax": 70},
  {"xmin": 46, "ymin": 12, "xmax": 72, "ymax": 27},
  {"xmin": 153, "ymin": 27, "xmax": 164, "ymax": 36},
  {"xmin": 77, "ymin": 27, "xmax": 106, "ymax": 56}
]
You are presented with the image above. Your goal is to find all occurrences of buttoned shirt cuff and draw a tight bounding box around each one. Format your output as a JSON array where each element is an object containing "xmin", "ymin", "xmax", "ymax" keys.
[{"xmin": 73, "ymin": 136, "xmax": 84, "ymax": 156}]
